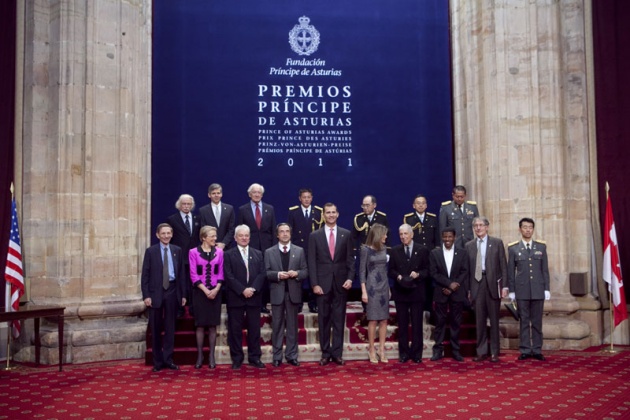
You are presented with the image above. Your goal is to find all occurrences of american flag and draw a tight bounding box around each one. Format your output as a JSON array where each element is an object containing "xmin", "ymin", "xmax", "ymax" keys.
[{"xmin": 5, "ymin": 198, "xmax": 24, "ymax": 338}]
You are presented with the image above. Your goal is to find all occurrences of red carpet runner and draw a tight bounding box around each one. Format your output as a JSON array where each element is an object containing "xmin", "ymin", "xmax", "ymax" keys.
[{"xmin": 2, "ymin": 347, "xmax": 630, "ymax": 419}]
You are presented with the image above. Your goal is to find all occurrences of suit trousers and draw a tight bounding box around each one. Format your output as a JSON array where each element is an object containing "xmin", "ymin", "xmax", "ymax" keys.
[
  {"xmin": 394, "ymin": 300, "xmax": 423, "ymax": 360},
  {"xmin": 433, "ymin": 300, "xmax": 463, "ymax": 354},
  {"xmin": 316, "ymin": 287, "xmax": 348, "ymax": 359},
  {"xmin": 227, "ymin": 305, "xmax": 262, "ymax": 364},
  {"xmin": 516, "ymin": 299, "xmax": 544, "ymax": 355},
  {"xmin": 271, "ymin": 290, "xmax": 300, "ymax": 362},
  {"xmin": 473, "ymin": 275, "xmax": 501, "ymax": 357},
  {"xmin": 148, "ymin": 282, "xmax": 178, "ymax": 368}
]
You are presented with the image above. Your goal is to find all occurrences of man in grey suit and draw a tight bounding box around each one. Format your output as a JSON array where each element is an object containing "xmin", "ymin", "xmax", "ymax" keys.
[
  {"xmin": 265, "ymin": 223, "xmax": 308, "ymax": 367},
  {"xmin": 308, "ymin": 203, "xmax": 355, "ymax": 366},
  {"xmin": 465, "ymin": 217, "xmax": 508, "ymax": 362},
  {"xmin": 508, "ymin": 217, "xmax": 550, "ymax": 361}
]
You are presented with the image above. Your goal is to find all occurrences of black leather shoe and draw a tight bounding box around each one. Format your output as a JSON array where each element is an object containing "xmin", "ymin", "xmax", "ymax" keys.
[
  {"xmin": 518, "ymin": 353, "xmax": 531, "ymax": 361},
  {"xmin": 261, "ymin": 307, "xmax": 271, "ymax": 314},
  {"xmin": 332, "ymin": 357, "xmax": 345, "ymax": 366},
  {"xmin": 287, "ymin": 359, "xmax": 300, "ymax": 367},
  {"xmin": 232, "ymin": 362, "xmax": 242, "ymax": 370},
  {"xmin": 249, "ymin": 360, "xmax": 265, "ymax": 368},
  {"xmin": 399, "ymin": 356, "xmax": 410, "ymax": 363},
  {"xmin": 164, "ymin": 362, "xmax": 180, "ymax": 370},
  {"xmin": 430, "ymin": 353, "xmax": 443, "ymax": 361},
  {"xmin": 473, "ymin": 355, "xmax": 487, "ymax": 362},
  {"xmin": 152, "ymin": 366, "xmax": 161, "ymax": 372},
  {"xmin": 490, "ymin": 355, "xmax": 500, "ymax": 363},
  {"xmin": 272, "ymin": 360, "xmax": 282, "ymax": 367},
  {"xmin": 412, "ymin": 357, "xmax": 422, "ymax": 363},
  {"xmin": 209, "ymin": 362, "xmax": 216, "ymax": 369},
  {"xmin": 309, "ymin": 305, "xmax": 319, "ymax": 313},
  {"xmin": 452, "ymin": 353, "xmax": 464, "ymax": 362},
  {"xmin": 195, "ymin": 356, "xmax": 204, "ymax": 369},
  {"xmin": 532, "ymin": 353, "xmax": 546, "ymax": 361},
  {"xmin": 319, "ymin": 357, "xmax": 331, "ymax": 366}
]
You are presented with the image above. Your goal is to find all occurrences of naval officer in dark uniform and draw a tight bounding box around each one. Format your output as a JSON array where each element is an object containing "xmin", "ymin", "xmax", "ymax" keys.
[
  {"xmin": 352, "ymin": 195, "xmax": 389, "ymax": 248},
  {"xmin": 403, "ymin": 194, "xmax": 440, "ymax": 250},
  {"xmin": 287, "ymin": 188, "xmax": 324, "ymax": 313},
  {"xmin": 439, "ymin": 185, "xmax": 479, "ymax": 248}
]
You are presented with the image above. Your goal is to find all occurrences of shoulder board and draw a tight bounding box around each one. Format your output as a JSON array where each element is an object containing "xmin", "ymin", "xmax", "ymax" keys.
[
  {"xmin": 314, "ymin": 205, "xmax": 323, "ymax": 210},
  {"xmin": 467, "ymin": 201, "xmax": 477, "ymax": 205},
  {"xmin": 508, "ymin": 241, "xmax": 519, "ymax": 247},
  {"xmin": 427, "ymin": 212, "xmax": 436, "ymax": 217},
  {"xmin": 441, "ymin": 200, "xmax": 451, "ymax": 206},
  {"xmin": 354, "ymin": 212, "xmax": 364, "ymax": 218},
  {"xmin": 289, "ymin": 205, "xmax": 299, "ymax": 210},
  {"xmin": 534, "ymin": 239, "xmax": 546, "ymax": 244},
  {"xmin": 376, "ymin": 210, "xmax": 387, "ymax": 216},
  {"xmin": 404, "ymin": 212, "xmax": 414, "ymax": 217}
]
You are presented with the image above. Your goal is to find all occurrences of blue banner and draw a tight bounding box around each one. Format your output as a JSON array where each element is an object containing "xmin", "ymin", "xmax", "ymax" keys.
[{"xmin": 152, "ymin": 1, "xmax": 453, "ymax": 241}]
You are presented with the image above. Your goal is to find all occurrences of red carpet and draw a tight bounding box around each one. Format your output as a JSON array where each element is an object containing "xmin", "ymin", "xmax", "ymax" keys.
[{"xmin": 2, "ymin": 347, "xmax": 630, "ymax": 419}]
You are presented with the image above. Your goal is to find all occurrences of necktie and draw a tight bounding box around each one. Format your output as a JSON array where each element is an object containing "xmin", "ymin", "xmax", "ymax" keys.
[
  {"xmin": 305, "ymin": 209, "xmax": 309, "ymax": 220},
  {"xmin": 458, "ymin": 205, "xmax": 463, "ymax": 213},
  {"xmin": 242, "ymin": 248, "xmax": 249, "ymax": 283},
  {"xmin": 527, "ymin": 243, "xmax": 531, "ymax": 254},
  {"xmin": 328, "ymin": 228, "xmax": 335, "ymax": 259},
  {"xmin": 283, "ymin": 245, "xmax": 288, "ymax": 254},
  {"xmin": 213, "ymin": 205, "xmax": 220, "ymax": 227},
  {"xmin": 406, "ymin": 246, "xmax": 411, "ymax": 259},
  {"xmin": 255, "ymin": 204, "xmax": 262, "ymax": 229},
  {"xmin": 185, "ymin": 215, "xmax": 191, "ymax": 235},
  {"xmin": 475, "ymin": 239, "xmax": 483, "ymax": 281},
  {"xmin": 162, "ymin": 246, "xmax": 170, "ymax": 290}
]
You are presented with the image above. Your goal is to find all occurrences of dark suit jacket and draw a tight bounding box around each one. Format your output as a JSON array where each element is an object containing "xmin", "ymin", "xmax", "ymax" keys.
[
  {"xmin": 265, "ymin": 244, "xmax": 308, "ymax": 305},
  {"xmin": 223, "ymin": 246, "xmax": 266, "ymax": 308},
  {"xmin": 287, "ymin": 205, "xmax": 324, "ymax": 254},
  {"xmin": 237, "ymin": 202, "xmax": 277, "ymax": 251},
  {"xmin": 198, "ymin": 202, "xmax": 236, "ymax": 248},
  {"xmin": 166, "ymin": 212, "xmax": 200, "ymax": 252},
  {"xmin": 141, "ymin": 243, "xmax": 185, "ymax": 307},
  {"xmin": 308, "ymin": 226, "xmax": 355, "ymax": 294},
  {"xmin": 388, "ymin": 243, "xmax": 430, "ymax": 302},
  {"xmin": 429, "ymin": 246, "xmax": 469, "ymax": 303},
  {"xmin": 507, "ymin": 240, "xmax": 549, "ymax": 300},
  {"xmin": 465, "ymin": 235, "xmax": 508, "ymax": 301},
  {"xmin": 403, "ymin": 212, "xmax": 440, "ymax": 250}
]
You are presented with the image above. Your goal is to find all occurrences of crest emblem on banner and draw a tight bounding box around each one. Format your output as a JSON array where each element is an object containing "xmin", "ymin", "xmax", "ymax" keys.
[{"xmin": 289, "ymin": 16, "xmax": 320, "ymax": 56}]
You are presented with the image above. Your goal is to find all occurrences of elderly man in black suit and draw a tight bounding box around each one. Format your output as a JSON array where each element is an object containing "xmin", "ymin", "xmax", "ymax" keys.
[
  {"xmin": 465, "ymin": 217, "xmax": 508, "ymax": 363},
  {"xmin": 389, "ymin": 224, "xmax": 430, "ymax": 363},
  {"xmin": 308, "ymin": 203, "xmax": 355, "ymax": 366},
  {"xmin": 141, "ymin": 223, "xmax": 187, "ymax": 372},
  {"xmin": 223, "ymin": 224, "xmax": 267, "ymax": 369},
  {"xmin": 198, "ymin": 183, "xmax": 236, "ymax": 249},
  {"xmin": 429, "ymin": 227, "xmax": 469, "ymax": 362},
  {"xmin": 265, "ymin": 223, "xmax": 308, "ymax": 367}
]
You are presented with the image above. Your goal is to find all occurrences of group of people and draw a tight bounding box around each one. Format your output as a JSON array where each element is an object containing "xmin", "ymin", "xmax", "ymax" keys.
[{"xmin": 140, "ymin": 184, "xmax": 550, "ymax": 372}]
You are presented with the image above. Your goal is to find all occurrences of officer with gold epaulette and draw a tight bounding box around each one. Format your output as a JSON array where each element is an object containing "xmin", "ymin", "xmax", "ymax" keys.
[
  {"xmin": 287, "ymin": 188, "xmax": 323, "ymax": 313},
  {"xmin": 403, "ymin": 194, "xmax": 440, "ymax": 250},
  {"xmin": 352, "ymin": 195, "xmax": 389, "ymax": 248},
  {"xmin": 438, "ymin": 185, "xmax": 479, "ymax": 248}
]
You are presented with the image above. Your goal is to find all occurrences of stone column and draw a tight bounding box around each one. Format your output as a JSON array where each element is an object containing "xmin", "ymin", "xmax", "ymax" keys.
[
  {"xmin": 449, "ymin": 0, "xmax": 601, "ymax": 348},
  {"xmin": 17, "ymin": 0, "xmax": 152, "ymax": 363}
]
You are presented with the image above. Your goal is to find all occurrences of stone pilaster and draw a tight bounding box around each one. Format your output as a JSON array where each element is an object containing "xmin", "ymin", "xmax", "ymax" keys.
[
  {"xmin": 17, "ymin": 0, "xmax": 152, "ymax": 363},
  {"xmin": 450, "ymin": 0, "xmax": 603, "ymax": 347}
]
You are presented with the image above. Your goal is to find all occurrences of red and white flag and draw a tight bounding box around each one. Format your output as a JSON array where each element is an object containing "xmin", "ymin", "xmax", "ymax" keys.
[
  {"xmin": 603, "ymin": 191, "xmax": 627, "ymax": 328},
  {"xmin": 4, "ymin": 198, "xmax": 24, "ymax": 338}
]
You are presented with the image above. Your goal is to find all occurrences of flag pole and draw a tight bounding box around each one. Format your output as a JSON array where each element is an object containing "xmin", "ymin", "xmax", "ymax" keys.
[
  {"xmin": 603, "ymin": 182, "xmax": 618, "ymax": 354},
  {"xmin": 2, "ymin": 183, "xmax": 17, "ymax": 370}
]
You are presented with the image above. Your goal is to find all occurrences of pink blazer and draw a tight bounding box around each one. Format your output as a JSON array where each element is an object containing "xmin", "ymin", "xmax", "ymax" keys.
[{"xmin": 189, "ymin": 246, "xmax": 224, "ymax": 288}]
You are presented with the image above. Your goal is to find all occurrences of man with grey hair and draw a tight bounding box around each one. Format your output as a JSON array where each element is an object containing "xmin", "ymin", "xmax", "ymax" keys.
[
  {"xmin": 223, "ymin": 224, "xmax": 266, "ymax": 369},
  {"xmin": 465, "ymin": 216, "xmax": 508, "ymax": 362},
  {"xmin": 237, "ymin": 183, "xmax": 277, "ymax": 313},
  {"xmin": 388, "ymin": 224, "xmax": 430, "ymax": 363},
  {"xmin": 198, "ymin": 183, "xmax": 236, "ymax": 249}
]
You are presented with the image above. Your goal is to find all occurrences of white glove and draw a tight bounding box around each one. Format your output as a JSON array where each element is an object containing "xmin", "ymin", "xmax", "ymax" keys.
[
  {"xmin": 544, "ymin": 290, "xmax": 551, "ymax": 300},
  {"xmin": 508, "ymin": 292, "xmax": 515, "ymax": 301}
]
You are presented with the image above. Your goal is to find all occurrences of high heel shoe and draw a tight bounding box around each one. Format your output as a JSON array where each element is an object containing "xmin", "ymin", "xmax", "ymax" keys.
[
  {"xmin": 195, "ymin": 355, "xmax": 204, "ymax": 369},
  {"xmin": 378, "ymin": 352, "xmax": 388, "ymax": 363},
  {"xmin": 368, "ymin": 351, "xmax": 378, "ymax": 364},
  {"xmin": 209, "ymin": 362, "xmax": 216, "ymax": 369}
]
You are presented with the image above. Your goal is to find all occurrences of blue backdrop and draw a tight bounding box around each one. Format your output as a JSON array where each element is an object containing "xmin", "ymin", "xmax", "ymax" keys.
[{"xmin": 152, "ymin": 0, "xmax": 453, "ymax": 244}]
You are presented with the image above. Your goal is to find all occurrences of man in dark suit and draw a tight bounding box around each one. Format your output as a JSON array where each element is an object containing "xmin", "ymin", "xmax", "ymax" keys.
[
  {"xmin": 141, "ymin": 223, "xmax": 187, "ymax": 372},
  {"xmin": 265, "ymin": 223, "xmax": 308, "ymax": 367},
  {"xmin": 429, "ymin": 227, "xmax": 469, "ymax": 362},
  {"xmin": 166, "ymin": 194, "xmax": 200, "ymax": 316},
  {"xmin": 223, "ymin": 224, "xmax": 267, "ymax": 369},
  {"xmin": 439, "ymin": 185, "xmax": 479, "ymax": 248},
  {"xmin": 404, "ymin": 195, "xmax": 440, "ymax": 250},
  {"xmin": 465, "ymin": 217, "xmax": 508, "ymax": 362},
  {"xmin": 308, "ymin": 203, "xmax": 355, "ymax": 366},
  {"xmin": 237, "ymin": 182, "xmax": 277, "ymax": 313},
  {"xmin": 508, "ymin": 217, "xmax": 550, "ymax": 361},
  {"xmin": 287, "ymin": 187, "xmax": 323, "ymax": 313},
  {"xmin": 389, "ymin": 224, "xmax": 430, "ymax": 363},
  {"xmin": 352, "ymin": 195, "xmax": 389, "ymax": 247},
  {"xmin": 198, "ymin": 183, "xmax": 236, "ymax": 250}
]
